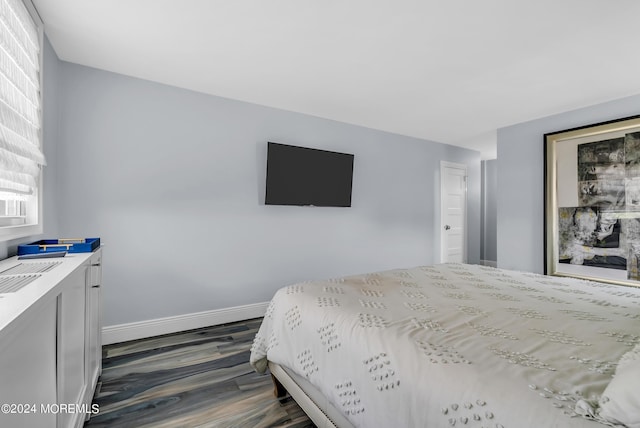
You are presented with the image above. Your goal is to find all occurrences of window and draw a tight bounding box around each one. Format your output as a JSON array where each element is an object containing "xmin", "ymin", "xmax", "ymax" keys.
[{"xmin": 0, "ymin": 0, "xmax": 44, "ymax": 241}]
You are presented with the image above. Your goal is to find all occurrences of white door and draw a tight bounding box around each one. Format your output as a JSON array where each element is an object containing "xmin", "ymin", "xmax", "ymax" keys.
[{"xmin": 440, "ymin": 161, "xmax": 467, "ymax": 263}]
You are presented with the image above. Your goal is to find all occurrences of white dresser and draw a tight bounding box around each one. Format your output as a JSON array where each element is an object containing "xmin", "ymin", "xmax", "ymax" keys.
[{"xmin": 0, "ymin": 248, "xmax": 103, "ymax": 428}]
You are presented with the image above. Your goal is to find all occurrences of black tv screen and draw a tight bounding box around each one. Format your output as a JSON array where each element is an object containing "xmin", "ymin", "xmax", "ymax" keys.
[{"xmin": 265, "ymin": 142, "xmax": 354, "ymax": 207}]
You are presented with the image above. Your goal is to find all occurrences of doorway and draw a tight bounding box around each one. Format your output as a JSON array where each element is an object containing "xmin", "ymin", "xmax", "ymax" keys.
[{"xmin": 440, "ymin": 161, "xmax": 467, "ymax": 263}]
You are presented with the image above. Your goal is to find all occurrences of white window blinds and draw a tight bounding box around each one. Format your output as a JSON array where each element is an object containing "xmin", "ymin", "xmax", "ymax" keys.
[{"xmin": 0, "ymin": 0, "xmax": 44, "ymax": 196}]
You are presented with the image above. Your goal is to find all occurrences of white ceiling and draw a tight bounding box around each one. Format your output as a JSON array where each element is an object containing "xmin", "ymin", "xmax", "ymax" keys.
[{"xmin": 33, "ymin": 0, "xmax": 640, "ymax": 159}]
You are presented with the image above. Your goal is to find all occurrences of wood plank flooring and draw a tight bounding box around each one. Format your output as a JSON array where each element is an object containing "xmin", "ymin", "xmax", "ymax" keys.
[{"xmin": 84, "ymin": 318, "xmax": 315, "ymax": 428}]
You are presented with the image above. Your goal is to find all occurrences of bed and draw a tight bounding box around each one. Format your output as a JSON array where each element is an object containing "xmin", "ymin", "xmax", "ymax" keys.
[{"xmin": 250, "ymin": 263, "xmax": 640, "ymax": 427}]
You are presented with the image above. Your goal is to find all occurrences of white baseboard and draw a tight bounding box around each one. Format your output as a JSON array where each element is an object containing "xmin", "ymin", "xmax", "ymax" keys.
[
  {"xmin": 102, "ymin": 301, "xmax": 270, "ymax": 345},
  {"xmin": 480, "ymin": 259, "xmax": 498, "ymax": 267}
]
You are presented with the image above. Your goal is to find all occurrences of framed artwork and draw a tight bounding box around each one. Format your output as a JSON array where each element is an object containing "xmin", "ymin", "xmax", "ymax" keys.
[{"xmin": 545, "ymin": 115, "xmax": 640, "ymax": 287}]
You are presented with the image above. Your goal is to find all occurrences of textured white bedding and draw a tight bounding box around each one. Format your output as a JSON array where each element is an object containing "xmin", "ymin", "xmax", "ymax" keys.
[{"xmin": 250, "ymin": 263, "xmax": 640, "ymax": 427}]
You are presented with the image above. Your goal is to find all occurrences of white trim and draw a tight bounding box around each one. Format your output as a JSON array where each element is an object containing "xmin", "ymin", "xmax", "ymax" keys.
[
  {"xmin": 102, "ymin": 302, "xmax": 269, "ymax": 345},
  {"xmin": 440, "ymin": 161, "xmax": 468, "ymax": 263},
  {"xmin": 0, "ymin": 222, "xmax": 43, "ymax": 241}
]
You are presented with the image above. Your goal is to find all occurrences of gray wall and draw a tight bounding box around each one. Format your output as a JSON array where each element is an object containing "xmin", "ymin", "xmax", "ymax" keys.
[
  {"xmin": 0, "ymin": 36, "xmax": 60, "ymax": 259},
  {"xmin": 481, "ymin": 159, "xmax": 497, "ymax": 263},
  {"xmin": 497, "ymin": 94, "xmax": 640, "ymax": 273},
  {"xmin": 55, "ymin": 62, "xmax": 481, "ymax": 326}
]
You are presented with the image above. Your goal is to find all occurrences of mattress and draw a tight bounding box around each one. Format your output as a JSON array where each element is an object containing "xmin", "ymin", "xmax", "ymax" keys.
[{"xmin": 250, "ymin": 263, "xmax": 640, "ymax": 427}]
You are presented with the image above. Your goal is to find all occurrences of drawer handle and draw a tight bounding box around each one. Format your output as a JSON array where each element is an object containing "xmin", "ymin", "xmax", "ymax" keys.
[
  {"xmin": 91, "ymin": 263, "xmax": 101, "ymax": 267},
  {"xmin": 91, "ymin": 285, "xmax": 101, "ymax": 288}
]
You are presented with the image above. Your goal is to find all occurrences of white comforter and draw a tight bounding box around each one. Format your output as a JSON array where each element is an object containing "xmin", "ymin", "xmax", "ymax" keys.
[{"xmin": 250, "ymin": 264, "xmax": 640, "ymax": 427}]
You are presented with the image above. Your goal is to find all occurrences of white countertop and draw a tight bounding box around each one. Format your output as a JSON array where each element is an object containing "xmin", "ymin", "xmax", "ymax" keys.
[{"xmin": 0, "ymin": 251, "xmax": 98, "ymax": 337}]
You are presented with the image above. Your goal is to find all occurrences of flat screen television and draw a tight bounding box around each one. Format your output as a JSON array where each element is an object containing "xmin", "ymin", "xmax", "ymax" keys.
[{"xmin": 265, "ymin": 142, "xmax": 354, "ymax": 207}]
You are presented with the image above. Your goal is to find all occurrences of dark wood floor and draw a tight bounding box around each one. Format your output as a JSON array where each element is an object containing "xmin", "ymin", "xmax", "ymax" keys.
[{"xmin": 84, "ymin": 318, "xmax": 315, "ymax": 428}]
